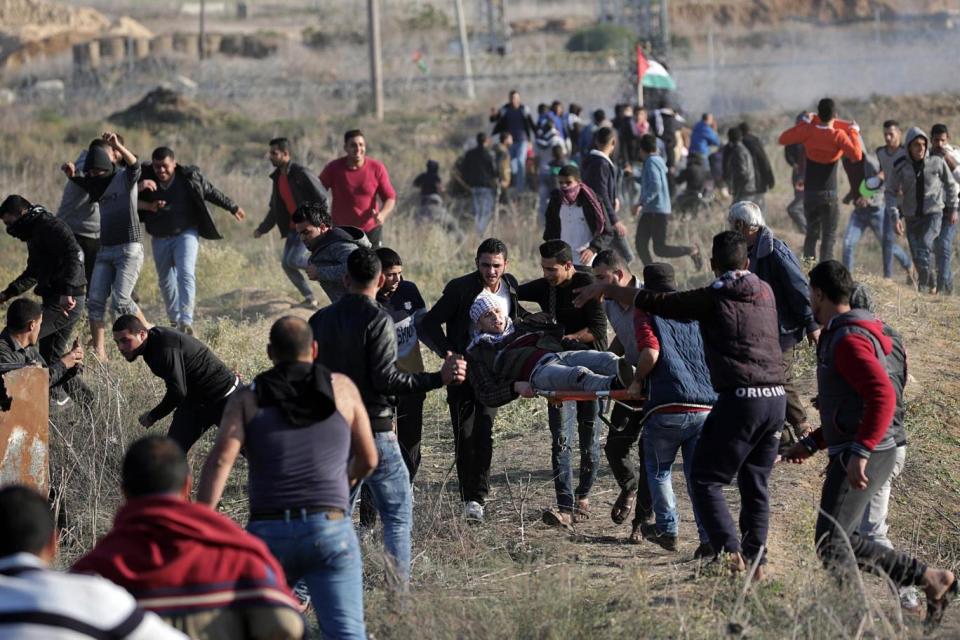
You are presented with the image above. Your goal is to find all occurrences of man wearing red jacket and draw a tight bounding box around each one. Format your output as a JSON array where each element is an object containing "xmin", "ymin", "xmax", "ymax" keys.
[
  {"xmin": 73, "ymin": 436, "xmax": 303, "ymax": 640},
  {"xmin": 779, "ymin": 98, "xmax": 863, "ymax": 262},
  {"xmin": 782, "ymin": 261, "xmax": 956, "ymax": 631}
]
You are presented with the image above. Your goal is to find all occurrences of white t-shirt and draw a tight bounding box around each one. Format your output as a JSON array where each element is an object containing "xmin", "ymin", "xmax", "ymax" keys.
[
  {"xmin": 559, "ymin": 202, "xmax": 593, "ymax": 266},
  {"xmin": 475, "ymin": 281, "xmax": 512, "ymax": 317}
]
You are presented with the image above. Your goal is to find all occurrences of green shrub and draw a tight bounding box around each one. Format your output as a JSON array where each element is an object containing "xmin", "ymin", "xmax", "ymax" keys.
[
  {"xmin": 565, "ymin": 23, "xmax": 634, "ymax": 52},
  {"xmin": 405, "ymin": 3, "xmax": 449, "ymax": 30}
]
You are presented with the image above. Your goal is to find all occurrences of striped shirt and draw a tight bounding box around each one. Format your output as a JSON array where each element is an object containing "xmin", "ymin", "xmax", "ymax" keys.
[{"xmin": 0, "ymin": 553, "xmax": 186, "ymax": 639}]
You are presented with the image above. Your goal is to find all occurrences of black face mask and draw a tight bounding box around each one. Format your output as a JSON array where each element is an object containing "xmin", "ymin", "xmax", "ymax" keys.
[{"xmin": 5, "ymin": 208, "xmax": 40, "ymax": 241}]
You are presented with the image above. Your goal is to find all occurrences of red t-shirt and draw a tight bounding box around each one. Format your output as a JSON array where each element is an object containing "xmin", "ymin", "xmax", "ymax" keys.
[
  {"xmin": 319, "ymin": 157, "xmax": 397, "ymax": 232},
  {"xmin": 277, "ymin": 173, "xmax": 298, "ymax": 229}
]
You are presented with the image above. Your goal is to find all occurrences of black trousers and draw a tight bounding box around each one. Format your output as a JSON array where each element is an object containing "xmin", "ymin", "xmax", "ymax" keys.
[
  {"xmin": 74, "ymin": 234, "xmax": 99, "ymax": 290},
  {"xmin": 397, "ymin": 392, "xmax": 426, "ymax": 482},
  {"xmin": 447, "ymin": 383, "xmax": 496, "ymax": 504},
  {"xmin": 603, "ymin": 403, "xmax": 653, "ymax": 522},
  {"xmin": 635, "ymin": 213, "xmax": 692, "ymax": 267},
  {"xmin": 689, "ymin": 388, "xmax": 786, "ymax": 562},
  {"xmin": 167, "ymin": 395, "xmax": 231, "ymax": 453},
  {"xmin": 803, "ymin": 190, "xmax": 840, "ymax": 261},
  {"xmin": 39, "ymin": 296, "xmax": 84, "ymax": 363},
  {"xmin": 815, "ymin": 448, "xmax": 927, "ymax": 586}
]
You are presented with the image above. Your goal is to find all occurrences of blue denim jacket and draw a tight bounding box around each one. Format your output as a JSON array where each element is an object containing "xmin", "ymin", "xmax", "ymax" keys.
[{"xmin": 640, "ymin": 154, "xmax": 671, "ymax": 215}]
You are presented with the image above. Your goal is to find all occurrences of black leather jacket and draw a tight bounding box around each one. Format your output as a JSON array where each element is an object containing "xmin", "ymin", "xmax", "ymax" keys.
[
  {"xmin": 140, "ymin": 164, "xmax": 239, "ymax": 240},
  {"xmin": 309, "ymin": 294, "xmax": 442, "ymax": 431}
]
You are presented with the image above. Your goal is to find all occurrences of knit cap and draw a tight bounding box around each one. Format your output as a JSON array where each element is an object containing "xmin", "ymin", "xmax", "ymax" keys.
[{"xmin": 469, "ymin": 290, "xmax": 505, "ymax": 324}]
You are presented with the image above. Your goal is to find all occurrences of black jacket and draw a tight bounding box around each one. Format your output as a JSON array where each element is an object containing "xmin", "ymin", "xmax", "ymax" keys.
[
  {"xmin": 257, "ymin": 162, "xmax": 327, "ymax": 238},
  {"xmin": 140, "ymin": 164, "xmax": 239, "ymax": 240},
  {"xmin": 0, "ymin": 328, "xmax": 75, "ymax": 387},
  {"xmin": 742, "ymin": 133, "xmax": 776, "ymax": 193},
  {"xmin": 418, "ymin": 272, "xmax": 524, "ymax": 357},
  {"xmin": 580, "ymin": 150, "xmax": 620, "ymax": 224},
  {"xmin": 457, "ymin": 146, "xmax": 498, "ymax": 189},
  {"xmin": 2, "ymin": 206, "xmax": 86, "ymax": 301},
  {"xmin": 140, "ymin": 327, "xmax": 236, "ymax": 422},
  {"xmin": 310, "ymin": 294, "xmax": 442, "ymax": 430},
  {"xmin": 748, "ymin": 226, "xmax": 818, "ymax": 350}
]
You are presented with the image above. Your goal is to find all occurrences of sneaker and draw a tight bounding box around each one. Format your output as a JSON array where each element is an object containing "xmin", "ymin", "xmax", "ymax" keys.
[
  {"xmin": 178, "ymin": 324, "xmax": 194, "ymax": 336},
  {"xmin": 900, "ymin": 586, "xmax": 923, "ymax": 615},
  {"xmin": 693, "ymin": 542, "xmax": 715, "ymax": 560},
  {"xmin": 464, "ymin": 500, "xmax": 484, "ymax": 523},
  {"xmin": 291, "ymin": 580, "xmax": 311, "ymax": 613},
  {"xmin": 301, "ymin": 297, "xmax": 322, "ymax": 309},
  {"xmin": 640, "ymin": 522, "xmax": 678, "ymax": 551},
  {"xmin": 49, "ymin": 387, "xmax": 73, "ymax": 409}
]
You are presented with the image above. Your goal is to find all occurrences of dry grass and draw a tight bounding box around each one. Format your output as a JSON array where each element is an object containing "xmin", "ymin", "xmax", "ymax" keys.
[{"xmin": 0, "ymin": 92, "xmax": 958, "ymax": 638}]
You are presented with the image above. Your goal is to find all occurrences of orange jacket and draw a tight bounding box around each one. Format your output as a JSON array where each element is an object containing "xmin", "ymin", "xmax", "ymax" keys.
[{"xmin": 778, "ymin": 118, "xmax": 862, "ymax": 165}]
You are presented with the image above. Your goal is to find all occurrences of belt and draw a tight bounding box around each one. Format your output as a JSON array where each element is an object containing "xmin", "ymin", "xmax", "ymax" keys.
[{"xmin": 249, "ymin": 506, "xmax": 345, "ymax": 521}]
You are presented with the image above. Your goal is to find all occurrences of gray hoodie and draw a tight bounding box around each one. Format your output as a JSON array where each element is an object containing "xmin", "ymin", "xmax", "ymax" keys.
[
  {"xmin": 57, "ymin": 151, "xmax": 100, "ymax": 239},
  {"xmin": 884, "ymin": 126, "xmax": 959, "ymax": 220}
]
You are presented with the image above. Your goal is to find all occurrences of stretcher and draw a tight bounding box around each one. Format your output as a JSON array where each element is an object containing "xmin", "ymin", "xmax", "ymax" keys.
[{"xmin": 533, "ymin": 389, "xmax": 642, "ymax": 402}]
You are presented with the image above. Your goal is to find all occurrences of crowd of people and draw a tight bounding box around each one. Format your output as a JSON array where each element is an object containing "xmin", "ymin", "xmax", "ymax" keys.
[{"xmin": 0, "ymin": 90, "xmax": 957, "ymax": 638}]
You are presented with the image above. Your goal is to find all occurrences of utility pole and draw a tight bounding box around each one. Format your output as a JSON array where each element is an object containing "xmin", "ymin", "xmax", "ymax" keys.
[
  {"xmin": 198, "ymin": 0, "xmax": 206, "ymax": 61},
  {"xmin": 453, "ymin": 0, "xmax": 476, "ymax": 99},
  {"xmin": 368, "ymin": 0, "xmax": 384, "ymax": 120}
]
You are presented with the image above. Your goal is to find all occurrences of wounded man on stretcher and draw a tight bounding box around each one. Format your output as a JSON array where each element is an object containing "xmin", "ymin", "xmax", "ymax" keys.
[{"xmin": 464, "ymin": 291, "xmax": 637, "ymax": 406}]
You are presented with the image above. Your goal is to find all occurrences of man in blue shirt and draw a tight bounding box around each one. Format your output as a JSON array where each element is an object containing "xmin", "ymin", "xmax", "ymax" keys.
[
  {"xmin": 690, "ymin": 113, "xmax": 721, "ymax": 160},
  {"xmin": 635, "ymin": 135, "xmax": 703, "ymax": 269}
]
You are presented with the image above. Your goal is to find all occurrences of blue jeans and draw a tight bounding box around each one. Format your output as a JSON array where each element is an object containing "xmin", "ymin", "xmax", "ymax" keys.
[
  {"xmin": 643, "ymin": 411, "xmax": 710, "ymax": 542},
  {"xmin": 87, "ymin": 242, "xmax": 143, "ymax": 322},
  {"xmin": 151, "ymin": 229, "xmax": 199, "ymax": 326},
  {"xmin": 905, "ymin": 212, "xmax": 942, "ymax": 289},
  {"xmin": 537, "ymin": 173, "xmax": 554, "ymax": 228},
  {"xmin": 547, "ymin": 400, "xmax": 600, "ymax": 511},
  {"xmin": 935, "ymin": 211, "xmax": 957, "ymax": 293},
  {"xmin": 363, "ymin": 431, "xmax": 413, "ymax": 585},
  {"xmin": 247, "ymin": 513, "xmax": 365, "ymax": 640},
  {"xmin": 529, "ymin": 351, "xmax": 619, "ymax": 392},
  {"xmin": 471, "ymin": 187, "xmax": 496, "ymax": 235},
  {"xmin": 281, "ymin": 232, "xmax": 314, "ymax": 300},
  {"xmin": 508, "ymin": 140, "xmax": 528, "ymax": 192},
  {"xmin": 843, "ymin": 206, "xmax": 910, "ymax": 274},
  {"xmin": 882, "ymin": 207, "xmax": 912, "ymax": 278}
]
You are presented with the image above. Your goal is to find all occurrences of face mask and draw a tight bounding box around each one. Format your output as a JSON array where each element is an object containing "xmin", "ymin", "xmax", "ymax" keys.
[{"xmin": 560, "ymin": 183, "xmax": 581, "ymax": 204}]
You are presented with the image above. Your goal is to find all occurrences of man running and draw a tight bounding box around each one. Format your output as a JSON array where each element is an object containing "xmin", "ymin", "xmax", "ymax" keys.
[
  {"xmin": 320, "ymin": 129, "xmax": 396, "ymax": 248},
  {"xmin": 782, "ymin": 261, "xmax": 956, "ymax": 631},
  {"xmin": 139, "ymin": 146, "xmax": 246, "ymax": 334},
  {"xmin": 255, "ymin": 137, "xmax": 327, "ymax": 307},
  {"xmin": 778, "ymin": 98, "xmax": 863, "ymax": 261}
]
